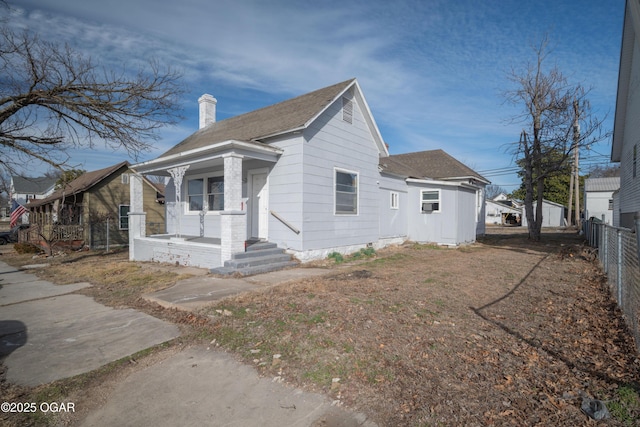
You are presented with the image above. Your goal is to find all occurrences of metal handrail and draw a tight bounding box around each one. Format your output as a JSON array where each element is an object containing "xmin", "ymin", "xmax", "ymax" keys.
[{"xmin": 270, "ymin": 210, "xmax": 300, "ymax": 234}]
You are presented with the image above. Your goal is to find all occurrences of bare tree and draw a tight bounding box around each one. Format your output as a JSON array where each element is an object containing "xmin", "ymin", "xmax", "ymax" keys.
[
  {"xmin": 503, "ymin": 37, "xmax": 607, "ymax": 241},
  {"xmin": 0, "ymin": 25, "xmax": 184, "ymax": 174},
  {"xmin": 485, "ymin": 184, "xmax": 509, "ymax": 200}
]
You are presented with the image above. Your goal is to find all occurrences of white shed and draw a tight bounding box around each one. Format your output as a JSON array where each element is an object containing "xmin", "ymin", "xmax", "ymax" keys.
[{"xmin": 521, "ymin": 199, "xmax": 566, "ymax": 228}]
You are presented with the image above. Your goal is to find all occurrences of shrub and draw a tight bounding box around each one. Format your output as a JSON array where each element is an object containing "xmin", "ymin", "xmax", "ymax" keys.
[
  {"xmin": 14, "ymin": 242, "xmax": 43, "ymax": 254},
  {"xmin": 327, "ymin": 251, "xmax": 344, "ymax": 263}
]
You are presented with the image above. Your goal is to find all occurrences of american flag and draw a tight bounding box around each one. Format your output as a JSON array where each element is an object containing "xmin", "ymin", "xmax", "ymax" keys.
[{"xmin": 9, "ymin": 199, "xmax": 27, "ymax": 227}]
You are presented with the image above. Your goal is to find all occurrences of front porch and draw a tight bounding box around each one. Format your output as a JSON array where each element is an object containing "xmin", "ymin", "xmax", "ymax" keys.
[
  {"xmin": 128, "ymin": 140, "xmax": 284, "ymax": 271},
  {"xmin": 130, "ymin": 234, "xmax": 297, "ymax": 274},
  {"xmin": 130, "ymin": 234, "xmax": 223, "ymax": 269}
]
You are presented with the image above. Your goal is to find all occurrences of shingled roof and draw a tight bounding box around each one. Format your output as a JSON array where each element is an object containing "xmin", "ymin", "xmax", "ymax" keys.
[
  {"xmin": 12, "ymin": 176, "xmax": 57, "ymax": 195},
  {"xmin": 161, "ymin": 79, "xmax": 356, "ymax": 158},
  {"xmin": 380, "ymin": 149, "xmax": 489, "ymax": 183},
  {"xmin": 28, "ymin": 162, "xmax": 130, "ymax": 207}
]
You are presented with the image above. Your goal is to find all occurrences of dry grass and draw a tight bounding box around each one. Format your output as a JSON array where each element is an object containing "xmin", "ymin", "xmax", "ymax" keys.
[{"xmin": 2, "ymin": 229, "xmax": 640, "ymax": 426}]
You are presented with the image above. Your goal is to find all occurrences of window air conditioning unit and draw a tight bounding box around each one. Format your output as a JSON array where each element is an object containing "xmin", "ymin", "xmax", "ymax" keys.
[{"xmin": 422, "ymin": 202, "xmax": 436, "ymax": 212}]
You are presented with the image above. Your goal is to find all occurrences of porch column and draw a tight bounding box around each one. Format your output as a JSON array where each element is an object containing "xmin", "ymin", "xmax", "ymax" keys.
[
  {"xmin": 220, "ymin": 153, "xmax": 246, "ymax": 262},
  {"xmin": 168, "ymin": 166, "xmax": 189, "ymax": 238},
  {"xmin": 128, "ymin": 173, "xmax": 146, "ymax": 261}
]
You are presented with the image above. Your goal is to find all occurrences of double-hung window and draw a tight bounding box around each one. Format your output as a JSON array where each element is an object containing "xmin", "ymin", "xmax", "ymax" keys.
[
  {"xmin": 421, "ymin": 190, "xmax": 441, "ymax": 213},
  {"xmin": 119, "ymin": 205, "xmax": 130, "ymax": 229},
  {"xmin": 187, "ymin": 178, "xmax": 204, "ymax": 211},
  {"xmin": 207, "ymin": 176, "xmax": 224, "ymax": 211},
  {"xmin": 187, "ymin": 176, "xmax": 224, "ymax": 212},
  {"xmin": 335, "ymin": 169, "xmax": 358, "ymax": 215}
]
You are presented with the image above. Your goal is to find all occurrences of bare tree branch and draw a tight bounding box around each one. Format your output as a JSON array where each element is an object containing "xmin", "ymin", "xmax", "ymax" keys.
[
  {"xmin": 503, "ymin": 36, "xmax": 609, "ymax": 241},
  {"xmin": 0, "ymin": 26, "xmax": 185, "ymax": 175}
]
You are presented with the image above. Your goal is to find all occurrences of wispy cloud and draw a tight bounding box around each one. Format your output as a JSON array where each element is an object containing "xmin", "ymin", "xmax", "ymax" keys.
[{"xmin": 7, "ymin": 0, "xmax": 626, "ymax": 187}]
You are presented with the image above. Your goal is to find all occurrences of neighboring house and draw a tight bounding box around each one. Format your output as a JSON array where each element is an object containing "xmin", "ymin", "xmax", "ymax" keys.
[
  {"xmin": 27, "ymin": 162, "xmax": 165, "ymax": 249},
  {"xmin": 10, "ymin": 175, "xmax": 57, "ymax": 205},
  {"xmin": 521, "ymin": 199, "xmax": 566, "ymax": 228},
  {"xmin": 612, "ymin": 0, "xmax": 640, "ymax": 229},
  {"xmin": 128, "ymin": 78, "xmax": 488, "ymax": 271},
  {"xmin": 583, "ymin": 177, "xmax": 620, "ymax": 224},
  {"xmin": 9, "ymin": 175, "xmax": 57, "ymax": 223},
  {"xmin": 485, "ymin": 196, "xmax": 522, "ymax": 226}
]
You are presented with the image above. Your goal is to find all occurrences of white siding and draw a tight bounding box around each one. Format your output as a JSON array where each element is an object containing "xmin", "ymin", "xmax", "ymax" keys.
[
  {"xmin": 298, "ymin": 92, "xmax": 381, "ymax": 251},
  {"xmin": 378, "ymin": 174, "xmax": 408, "ymax": 239},
  {"xmin": 521, "ymin": 201, "xmax": 565, "ymax": 227},
  {"xmin": 406, "ymin": 183, "xmax": 477, "ymax": 245},
  {"xmin": 584, "ymin": 191, "xmax": 615, "ymax": 224},
  {"xmin": 268, "ymin": 135, "xmax": 305, "ymax": 249},
  {"xmin": 618, "ymin": 29, "xmax": 640, "ymax": 227}
]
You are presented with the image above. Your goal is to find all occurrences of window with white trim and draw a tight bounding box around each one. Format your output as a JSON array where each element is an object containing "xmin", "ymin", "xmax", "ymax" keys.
[
  {"xmin": 121, "ymin": 173, "xmax": 129, "ymax": 185},
  {"xmin": 119, "ymin": 205, "xmax": 130, "ymax": 229},
  {"xmin": 187, "ymin": 175, "xmax": 225, "ymax": 212},
  {"xmin": 420, "ymin": 190, "xmax": 441, "ymax": 213},
  {"xmin": 335, "ymin": 169, "xmax": 358, "ymax": 214},
  {"xmin": 390, "ymin": 191, "xmax": 399, "ymax": 209}
]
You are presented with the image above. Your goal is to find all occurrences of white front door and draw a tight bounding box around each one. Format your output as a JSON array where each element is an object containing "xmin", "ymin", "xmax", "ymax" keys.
[{"xmin": 249, "ymin": 171, "xmax": 269, "ymax": 240}]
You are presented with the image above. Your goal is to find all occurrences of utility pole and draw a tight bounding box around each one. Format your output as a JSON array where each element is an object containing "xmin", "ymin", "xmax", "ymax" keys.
[
  {"xmin": 568, "ymin": 159, "xmax": 574, "ymax": 226},
  {"xmin": 573, "ymin": 100, "xmax": 581, "ymax": 229}
]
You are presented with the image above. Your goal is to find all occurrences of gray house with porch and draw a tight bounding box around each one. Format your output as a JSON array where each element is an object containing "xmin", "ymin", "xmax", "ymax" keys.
[{"xmin": 128, "ymin": 79, "xmax": 488, "ymax": 272}]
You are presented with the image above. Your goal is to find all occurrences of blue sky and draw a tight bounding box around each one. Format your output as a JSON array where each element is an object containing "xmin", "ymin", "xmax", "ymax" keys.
[{"xmin": 6, "ymin": 0, "xmax": 625, "ymax": 190}]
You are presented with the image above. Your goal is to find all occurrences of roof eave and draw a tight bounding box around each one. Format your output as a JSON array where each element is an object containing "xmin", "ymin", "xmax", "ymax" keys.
[
  {"xmin": 302, "ymin": 79, "xmax": 389, "ymax": 157},
  {"xmin": 441, "ymin": 175, "xmax": 491, "ymax": 185},
  {"xmin": 132, "ymin": 140, "xmax": 283, "ymax": 174}
]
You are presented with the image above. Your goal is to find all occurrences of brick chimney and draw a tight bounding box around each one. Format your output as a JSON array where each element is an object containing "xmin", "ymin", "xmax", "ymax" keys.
[{"xmin": 198, "ymin": 94, "xmax": 217, "ymax": 129}]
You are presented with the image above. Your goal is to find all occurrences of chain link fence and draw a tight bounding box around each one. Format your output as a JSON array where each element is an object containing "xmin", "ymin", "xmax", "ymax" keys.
[{"xmin": 584, "ymin": 219, "xmax": 640, "ymax": 352}]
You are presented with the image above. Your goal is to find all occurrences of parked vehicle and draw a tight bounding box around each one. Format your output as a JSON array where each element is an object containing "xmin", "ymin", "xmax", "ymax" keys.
[{"xmin": 0, "ymin": 224, "xmax": 30, "ymax": 245}]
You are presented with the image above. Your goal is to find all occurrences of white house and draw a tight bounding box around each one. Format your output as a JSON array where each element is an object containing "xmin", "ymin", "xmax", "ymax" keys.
[
  {"xmin": 583, "ymin": 177, "xmax": 620, "ymax": 224},
  {"xmin": 9, "ymin": 175, "xmax": 57, "ymax": 223},
  {"xmin": 611, "ymin": 0, "xmax": 640, "ymax": 229},
  {"xmin": 485, "ymin": 196, "xmax": 521, "ymax": 226},
  {"xmin": 10, "ymin": 176, "xmax": 56, "ymax": 205},
  {"xmin": 128, "ymin": 79, "xmax": 488, "ymax": 272}
]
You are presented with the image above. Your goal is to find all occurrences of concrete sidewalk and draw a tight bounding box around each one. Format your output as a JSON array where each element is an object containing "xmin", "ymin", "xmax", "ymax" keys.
[
  {"xmin": 80, "ymin": 345, "xmax": 376, "ymax": 427},
  {"xmin": 145, "ymin": 267, "xmax": 332, "ymax": 311},
  {"xmin": 1, "ymin": 257, "xmax": 376, "ymax": 426},
  {"xmin": 0, "ymin": 260, "xmax": 181, "ymax": 386}
]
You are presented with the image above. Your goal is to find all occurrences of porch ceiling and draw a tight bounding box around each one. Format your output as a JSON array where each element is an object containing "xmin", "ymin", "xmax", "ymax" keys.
[{"xmin": 132, "ymin": 140, "xmax": 282, "ymax": 176}]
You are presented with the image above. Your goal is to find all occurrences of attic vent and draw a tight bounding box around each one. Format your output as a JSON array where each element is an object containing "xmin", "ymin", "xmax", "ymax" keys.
[
  {"xmin": 121, "ymin": 173, "xmax": 129, "ymax": 185},
  {"xmin": 342, "ymin": 97, "xmax": 353, "ymax": 124}
]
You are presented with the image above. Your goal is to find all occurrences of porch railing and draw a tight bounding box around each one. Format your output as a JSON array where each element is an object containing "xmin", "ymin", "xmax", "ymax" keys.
[{"xmin": 19, "ymin": 224, "xmax": 85, "ymax": 243}]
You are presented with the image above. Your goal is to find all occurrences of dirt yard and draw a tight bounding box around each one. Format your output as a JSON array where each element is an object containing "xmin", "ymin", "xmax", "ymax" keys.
[{"xmin": 2, "ymin": 227, "xmax": 639, "ymax": 426}]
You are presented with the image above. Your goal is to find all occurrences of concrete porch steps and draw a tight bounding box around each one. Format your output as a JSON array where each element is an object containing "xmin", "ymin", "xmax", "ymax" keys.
[{"xmin": 210, "ymin": 241, "xmax": 298, "ymax": 276}]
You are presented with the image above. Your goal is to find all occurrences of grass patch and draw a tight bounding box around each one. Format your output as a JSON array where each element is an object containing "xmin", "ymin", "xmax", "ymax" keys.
[
  {"xmin": 364, "ymin": 253, "xmax": 408, "ymax": 266},
  {"xmin": 608, "ymin": 384, "xmax": 640, "ymax": 425},
  {"xmin": 327, "ymin": 251, "xmax": 344, "ymax": 263}
]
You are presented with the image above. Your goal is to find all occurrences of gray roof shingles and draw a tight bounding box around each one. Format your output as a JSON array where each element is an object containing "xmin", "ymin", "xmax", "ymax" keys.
[
  {"xmin": 380, "ymin": 149, "xmax": 488, "ymax": 182},
  {"xmin": 161, "ymin": 79, "xmax": 356, "ymax": 158},
  {"xmin": 12, "ymin": 176, "xmax": 57, "ymax": 195},
  {"xmin": 28, "ymin": 162, "xmax": 130, "ymax": 207}
]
